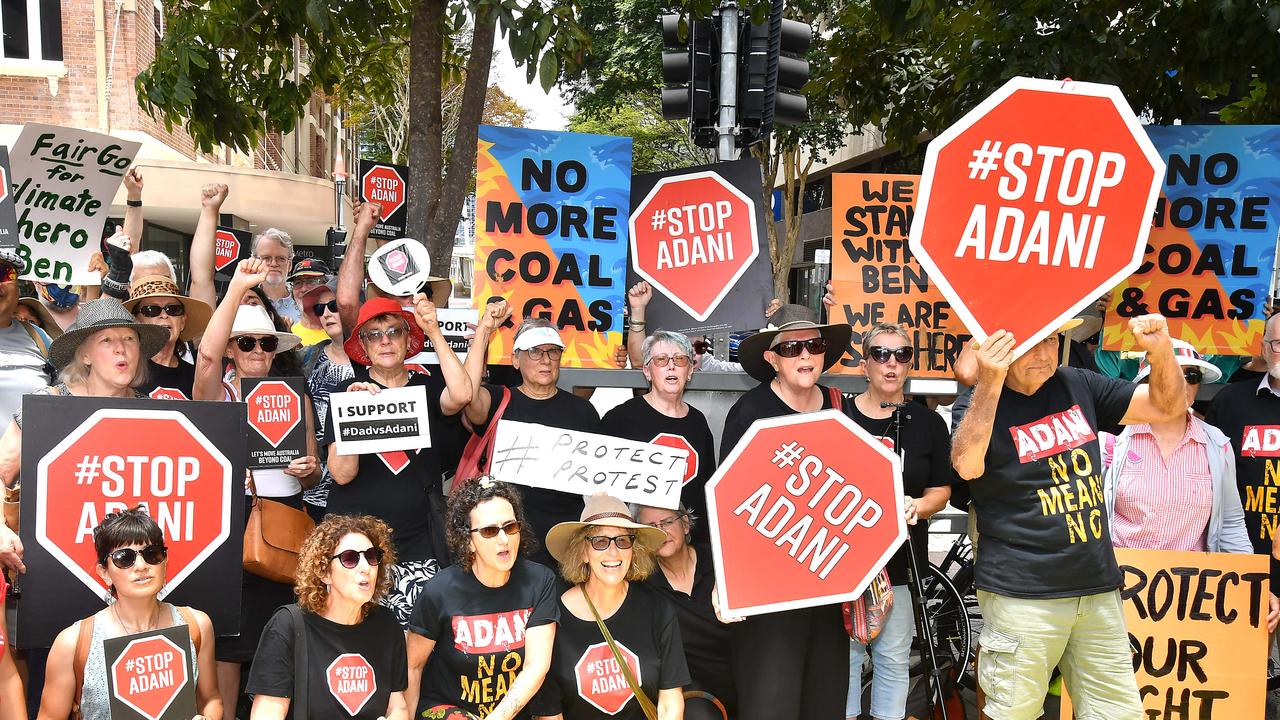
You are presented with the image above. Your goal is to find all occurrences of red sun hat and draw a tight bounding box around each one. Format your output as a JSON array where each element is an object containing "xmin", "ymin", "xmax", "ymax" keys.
[{"xmin": 344, "ymin": 297, "xmax": 424, "ymax": 366}]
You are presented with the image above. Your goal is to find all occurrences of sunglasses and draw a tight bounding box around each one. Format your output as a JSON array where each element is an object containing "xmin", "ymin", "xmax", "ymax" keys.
[
  {"xmin": 311, "ymin": 300, "xmax": 339, "ymax": 316},
  {"xmin": 137, "ymin": 303, "xmax": 186, "ymax": 318},
  {"xmin": 470, "ymin": 520, "xmax": 522, "ymax": 539},
  {"xmin": 587, "ymin": 534, "xmax": 636, "ymax": 551},
  {"xmin": 867, "ymin": 346, "xmax": 914, "ymax": 364},
  {"xmin": 235, "ymin": 335, "xmax": 280, "ymax": 353},
  {"xmin": 0, "ymin": 264, "xmax": 16, "ymax": 283},
  {"xmin": 332, "ymin": 547, "xmax": 384, "ymax": 569},
  {"xmin": 1184, "ymin": 368, "xmax": 1203, "ymax": 385},
  {"xmin": 772, "ymin": 337, "xmax": 828, "ymax": 358},
  {"xmin": 107, "ymin": 544, "xmax": 168, "ymax": 569},
  {"xmin": 359, "ymin": 326, "xmax": 407, "ymax": 344},
  {"xmin": 649, "ymin": 354, "xmax": 691, "ymax": 368}
]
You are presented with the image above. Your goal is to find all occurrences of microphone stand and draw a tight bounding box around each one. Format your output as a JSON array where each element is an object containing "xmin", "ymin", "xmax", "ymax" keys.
[{"xmin": 882, "ymin": 400, "xmax": 949, "ymax": 720}]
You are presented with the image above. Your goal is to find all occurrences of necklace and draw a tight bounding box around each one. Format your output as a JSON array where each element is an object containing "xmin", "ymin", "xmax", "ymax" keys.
[{"xmin": 112, "ymin": 602, "xmax": 161, "ymax": 635}]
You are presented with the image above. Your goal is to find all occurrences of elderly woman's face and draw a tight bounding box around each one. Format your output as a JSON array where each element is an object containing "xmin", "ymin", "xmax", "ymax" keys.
[
  {"xmin": 468, "ymin": 497, "xmax": 520, "ymax": 575},
  {"xmin": 766, "ymin": 329, "xmax": 824, "ymax": 391},
  {"xmin": 513, "ymin": 344, "xmax": 562, "ymax": 389},
  {"xmin": 636, "ymin": 506, "xmax": 687, "ymax": 559},
  {"xmin": 133, "ymin": 294, "xmax": 187, "ymax": 346},
  {"xmin": 81, "ymin": 327, "xmax": 141, "ymax": 388},
  {"xmin": 228, "ymin": 333, "xmax": 276, "ymax": 378},
  {"xmin": 358, "ymin": 315, "xmax": 410, "ymax": 370},
  {"xmin": 643, "ymin": 340, "xmax": 692, "ymax": 396},
  {"xmin": 580, "ymin": 526, "xmax": 634, "ymax": 588},
  {"xmin": 323, "ymin": 532, "xmax": 380, "ymax": 607}
]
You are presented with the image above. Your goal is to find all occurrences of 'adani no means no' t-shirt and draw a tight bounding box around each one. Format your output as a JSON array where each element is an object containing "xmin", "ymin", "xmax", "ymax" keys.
[{"xmin": 969, "ymin": 367, "xmax": 1135, "ymax": 599}]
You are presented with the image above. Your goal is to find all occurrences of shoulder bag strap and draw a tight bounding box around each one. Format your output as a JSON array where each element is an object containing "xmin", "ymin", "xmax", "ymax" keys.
[
  {"xmin": 176, "ymin": 606, "xmax": 203, "ymax": 655},
  {"xmin": 579, "ymin": 585, "xmax": 658, "ymax": 720},
  {"xmin": 286, "ymin": 604, "xmax": 308, "ymax": 719},
  {"xmin": 72, "ymin": 616, "xmax": 94, "ymax": 716},
  {"xmin": 20, "ymin": 321, "xmax": 48, "ymax": 359},
  {"xmin": 827, "ymin": 386, "xmax": 844, "ymax": 410}
]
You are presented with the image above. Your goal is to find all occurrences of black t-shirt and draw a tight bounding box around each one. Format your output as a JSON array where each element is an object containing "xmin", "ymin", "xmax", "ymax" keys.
[
  {"xmin": 138, "ymin": 358, "xmax": 197, "ymax": 400},
  {"xmin": 847, "ymin": 398, "xmax": 953, "ymax": 586},
  {"xmin": 247, "ymin": 604, "xmax": 408, "ymax": 719},
  {"xmin": 969, "ymin": 367, "xmax": 1135, "ymax": 599},
  {"xmin": 530, "ymin": 583, "xmax": 690, "ymax": 720},
  {"xmin": 642, "ymin": 544, "xmax": 734, "ymax": 709},
  {"xmin": 1206, "ymin": 380, "xmax": 1280, "ymax": 565},
  {"xmin": 323, "ymin": 369, "xmax": 453, "ymax": 562},
  {"xmin": 1228, "ymin": 366, "xmax": 1267, "ymax": 385},
  {"xmin": 597, "ymin": 396, "xmax": 717, "ymax": 541},
  {"xmin": 479, "ymin": 383, "xmax": 600, "ymax": 564},
  {"xmin": 720, "ymin": 382, "xmax": 847, "ymax": 463},
  {"xmin": 409, "ymin": 560, "xmax": 560, "ymax": 717}
]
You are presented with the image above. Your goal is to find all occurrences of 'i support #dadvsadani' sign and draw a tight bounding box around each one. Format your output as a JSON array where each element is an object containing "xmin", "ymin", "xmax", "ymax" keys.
[{"xmin": 9, "ymin": 123, "xmax": 140, "ymax": 284}]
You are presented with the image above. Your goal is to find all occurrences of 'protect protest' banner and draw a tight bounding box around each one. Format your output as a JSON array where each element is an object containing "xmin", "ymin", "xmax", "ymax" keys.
[
  {"xmin": 1105, "ymin": 125, "xmax": 1280, "ymax": 354},
  {"xmin": 474, "ymin": 126, "xmax": 631, "ymax": 367},
  {"xmin": 9, "ymin": 123, "xmax": 140, "ymax": 284},
  {"xmin": 829, "ymin": 173, "xmax": 970, "ymax": 378}
]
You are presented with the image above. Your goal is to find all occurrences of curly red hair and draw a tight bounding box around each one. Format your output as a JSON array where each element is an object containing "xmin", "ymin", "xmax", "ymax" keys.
[{"xmin": 295, "ymin": 515, "xmax": 397, "ymax": 618}]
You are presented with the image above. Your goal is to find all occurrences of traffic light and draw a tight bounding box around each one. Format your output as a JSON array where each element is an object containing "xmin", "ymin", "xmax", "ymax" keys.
[
  {"xmin": 660, "ymin": 14, "xmax": 718, "ymax": 148},
  {"xmin": 738, "ymin": 0, "xmax": 811, "ymax": 147}
]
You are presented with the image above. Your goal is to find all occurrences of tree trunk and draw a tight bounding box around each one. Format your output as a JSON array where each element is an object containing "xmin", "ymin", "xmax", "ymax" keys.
[
  {"xmin": 429, "ymin": 6, "xmax": 496, "ymax": 274},
  {"xmin": 407, "ymin": 0, "xmax": 443, "ymax": 246}
]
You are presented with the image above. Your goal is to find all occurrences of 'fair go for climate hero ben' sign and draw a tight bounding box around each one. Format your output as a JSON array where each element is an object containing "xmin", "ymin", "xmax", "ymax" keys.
[{"xmin": 9, "ymin": 123, "xmax": 141, "ymax": 285}]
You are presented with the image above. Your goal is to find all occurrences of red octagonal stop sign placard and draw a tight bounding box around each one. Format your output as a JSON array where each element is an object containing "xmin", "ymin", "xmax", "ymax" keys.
[
  {"xmin": 362, "ymin": 165, "xmax": 406, "ymax": 219},
  {"xmin": 629, "ymin": 171, "xmax": 759, "ymax": 321},
  {"xmin": 574, "ymin": 641, "xmax": 641, "ymax": 715},
  {"xmin": 327, "ymin": 653, "xmax": 377, "ymax": 715},
  {"xmin": 110, "ymin": 634, "xmax": 190, "ymax": 720},
  {"xmin": 910, "ymin": 77, "xmax": 1164, "ymax": 360},
  {"xmin": 707, "ymin": 410, "xmax": 905, "ymax": 616},
  {"xmin": 36, "ymin": 409, "xmax": 233, "ymax": 597},
  {"xmin": 245, "ymin": 380, "xmax": 301, "ymax": 448},
  {"xmin": 213, "ymin": 229, "xmax": 241, "ymax": 273},
  {"xmin": 651, "ymin": 433, "xmax": 698, "ymax": 485}
]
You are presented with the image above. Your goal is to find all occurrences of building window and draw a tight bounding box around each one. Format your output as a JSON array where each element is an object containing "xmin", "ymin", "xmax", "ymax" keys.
[
  {"xmin": 152, "ymin": 0, "xmax": 163, "ymax": 47},
  {"xmin": 0, "ymin": 0, "xmax": 62, "ymax": 61}
]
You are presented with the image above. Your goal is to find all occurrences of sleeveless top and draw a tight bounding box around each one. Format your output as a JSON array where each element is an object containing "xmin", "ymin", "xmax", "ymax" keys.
[
  {"xmin": 78, "ymin": 604, "xmax": 199, "ymax": 720},
  {"xmin": 13, "ymin": 383, "xmax": 144, "ymax": 428},
  {"xmin": 224, "ymin": 380, "xmax": 302, "ymax": 498}
]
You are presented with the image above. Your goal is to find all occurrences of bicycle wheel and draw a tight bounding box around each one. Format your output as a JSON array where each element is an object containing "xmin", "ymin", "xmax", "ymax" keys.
[{"xmin": 922, "ymin": 563, "xmax": 973, "ymax": 678}]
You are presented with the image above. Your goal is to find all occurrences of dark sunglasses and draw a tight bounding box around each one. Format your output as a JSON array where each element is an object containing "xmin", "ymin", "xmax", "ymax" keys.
[
  {"xmin": 311, "ymin": 300, "xmax": 339, "ymax": 316},
  {"xmin": 107, "ymin": 544, "xmax": 168, "ymax": 569},
  {"xmin": 235, "ymin": 335, "xmax": 280, "ymax": 353},
  {"xmin": 0, "ymin": 264, "xmax": 16, "ymax": 283},
  {"xmin": 1183, "ymin": 368, "xmax": 1203, "ymax": 385},
  {"xmin": 587, "ymin": 534, "xmax": 636, "ymax": 551},
  {"xmin": 772, "ymin": 337, "xmax": 828, "ymax": 358},
  {"xmin": 137, "ymin": 303, "xmax": 186, "ymax": 318},
  {"xmin": 867, "ymin": 346, "xmax": 914, "ymax": 364},
  {"xmin": 470, "ymin": 520, "xmax": 522, "ymax": 539},
  {"xmin": 332, "ymin": 547, "xmax": 384, "ymax": 569}
]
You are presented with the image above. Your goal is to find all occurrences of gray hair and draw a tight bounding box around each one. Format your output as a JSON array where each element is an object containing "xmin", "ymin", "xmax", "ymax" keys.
[
  {"xmin": 58, "ymin": 330, "xmax": 149, "ymax": 388},
  {"xmin": 641, "ymin": 331, "xmax": 694, "ymax": 366},
  {"xmin": 129, "ymin": 251, "xmax": 176, "ymax": 282},
  {"xmin": 252, "ymin": 228, "xmax": 294, "ymax": 257},
  {"xmin": 513, "ymin": 317, "xmax": 557, "ymax": 345},
  {"xmin": 628, "ymin": 503, "xmax": 697, "ymax": 541},
  {"xmin": 861, "ymin": 322, "xmax": 912, "ymax": 357}
]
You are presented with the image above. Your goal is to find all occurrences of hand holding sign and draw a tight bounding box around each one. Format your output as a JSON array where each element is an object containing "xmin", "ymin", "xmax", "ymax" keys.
[{"xmin": 974, "ymin": 330, "xmax": 1015, "ymax": 385}]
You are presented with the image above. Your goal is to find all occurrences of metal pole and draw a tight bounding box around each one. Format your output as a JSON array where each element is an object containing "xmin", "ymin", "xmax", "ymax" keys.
[{"xmin": 717, "ymin": 1, "xmax": 739, "ymax": 161}]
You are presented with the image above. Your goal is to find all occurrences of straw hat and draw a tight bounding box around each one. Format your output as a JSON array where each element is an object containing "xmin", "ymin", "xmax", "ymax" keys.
[
  {"xmin": 16, "ymin": 297, "xmax": 62, "ymax": 338},
  {"xmin": 737, "ymin": 304, "xmax": 853, "ymax": 382},
  {"xmin": 343, "ymin": 297, "xmax": 424, "ymax": 366},
  {"xmin": 544, "ymin": 495, "xmax": 667, "ymax": 563},
  {"xmin": 122, "ymin": 275, "xmax": 214, "ymax": 341},
  {"xmin": 48, "ymin": 298, "xmax": 170, "ymax": 370},
  {"xmin": 230, "ymin": 305, "xmax": 301, "ymax": 353}
]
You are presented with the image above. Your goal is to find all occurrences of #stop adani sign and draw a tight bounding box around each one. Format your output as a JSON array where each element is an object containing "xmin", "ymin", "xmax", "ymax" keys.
[
  {"xmin": 707, "ymin": 410, "xmax": 906, "ymax": 616},
  {"xmin": 910, "ymin": 77, "xmax": 1165, "ymax": 359},
  {"xmin": 630, "ymin": 169, "xmax": 759, "ymax": 321},
  {"xmin": 360, "ymin": 160, "xmax": 409, "ymax": 240}
]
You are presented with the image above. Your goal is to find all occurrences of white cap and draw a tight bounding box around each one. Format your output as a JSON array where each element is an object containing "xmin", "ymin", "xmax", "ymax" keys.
[{"xmin": 512, "ymin": 326, "xmax": 565, "ymax": 352}]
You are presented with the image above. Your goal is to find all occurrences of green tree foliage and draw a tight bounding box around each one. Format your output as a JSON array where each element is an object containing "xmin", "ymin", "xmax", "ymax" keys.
[{"xmin": 568, "ymin": 94, "xmax": 712, "ymax": 173}]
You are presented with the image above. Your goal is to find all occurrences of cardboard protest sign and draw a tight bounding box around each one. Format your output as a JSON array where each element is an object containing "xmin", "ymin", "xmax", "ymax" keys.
[
  {"xmin": 105, "ymin": 624, "xmax": 197, "ymax": 720},
  {"xmin": 474, "ymin": 126, "xmax": 630, "ymax": 367},
  {"xmin": 489, "ymin": 419, "xmax": 686, "ymax": 509},
  {"xmin": 1104, "ymin": 125, "xmax": 1280, "ymax": 354},
  {"xmin": 368, "ymin": 238, "xmax": 433, "ymax": 296},
  {"xmin": 18, "ymin": 396, "xmax": 245, "ymax": 648},
  {"xmin": 910, "ymin": 77, "xmax": 1164, "ymax": 361},
  {"xmin": 411, "ymin": 307, "xmax": 477, "ymax": 365},
  {"xmin": 213, "ymin": 226, "xmax": 252, "ymax": 280},
  {"xmin": 1061, "ymin": 548, "xmax": 1268, "ymax": 719},
  {"xmin": 9, "ymin": 123, "xmax": 141, "ymax": 284},
  {"xmin": 627, "ymin": 159, "xmax": 772, "ymax": 337},
  {"xmin": 360, "ymin": 160, "xmax": 409, "ymax": 240},
  {"xmin": 829, "ymin": 174, "xmax": 971, "ymax": 378},
  {"xmin": 0, "ymin": 148, "xmax": 19, "ymax": 249},
  {"xmin": 706, "ymin": 410, "xmax": 905, "ymax": 616},
  {"xmin": 242, "ymin": 377, "xmax": 308, "ymax": 469},
  {"xmin": 329, "ymin": 384, "xmax": 431, "ymax": 455}
]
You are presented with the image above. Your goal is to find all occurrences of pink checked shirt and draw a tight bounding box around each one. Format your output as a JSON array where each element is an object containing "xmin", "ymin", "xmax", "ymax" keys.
[{"xmin": 1108, "ymin": 418, "xmax": 1214, "ymax": 551}]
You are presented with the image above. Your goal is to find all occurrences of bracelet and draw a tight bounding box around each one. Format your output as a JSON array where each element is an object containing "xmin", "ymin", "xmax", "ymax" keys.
[
  {"xmin": 629, "ymin": 322, "xmax": 646, "ymax": 332},
  {"xmin": 126, "ymin": 199, "xmax": 142, "ymax": 207}
]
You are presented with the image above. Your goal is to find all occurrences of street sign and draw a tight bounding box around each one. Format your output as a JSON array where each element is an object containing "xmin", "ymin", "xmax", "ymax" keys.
[
  {"xmin": 706, "ymin": 409, "xmax": 905, "ymax": 616},
  {"xmin": 574, "ymin": 641, "xmax": 641, "ymax": 715},
  {"xmin": 243, "ymin": 377, "xmax": 307, "ymax": 469},
  {"xmin": 106, "ymin": 626, "xmax": 196, "ymax": 720},
  {"xmin": 19, "ymin": 396, "xmax": 246, "ymax": 647},
  {"xmin": 360, "ymin": 160, "xmax": 409, "ymax": 240},
  {"xmin": 630, "ymin": 169, "xmax": 760, "ymax": 322},
  {"xmin": 214, "ymin": 226, "xmax": 251, "ymax": 280},
  {"xmin": 910, "ymin": 77, "xmax": 1165, "ymax": 359}
]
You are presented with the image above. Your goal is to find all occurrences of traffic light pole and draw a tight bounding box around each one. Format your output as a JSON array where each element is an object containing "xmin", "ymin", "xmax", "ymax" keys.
[{"xmin": 716, "ymin": 1, "xmax": 739, "ymax": 161}]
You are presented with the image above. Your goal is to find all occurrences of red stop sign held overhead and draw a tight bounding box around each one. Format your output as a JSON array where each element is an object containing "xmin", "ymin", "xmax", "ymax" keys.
[
  {"xmin": 245, "ymin": 380, "xmax": 301, "ymax": 448},
  {"xmin": 629, "ymin": 171, "xmax": 759, "ymax": 321},
  {"xmin": 362, "ymin": 165, "xmax": 406, "ymax": 219},
  {"xmin": 707, "ymin": 410, "xmax": 905, "ymax": 616},
  {"xmin": 213, "ymin": 229, "xmax": 240, "ymax": 273},
  {"xmin": 910, "ymin": 77, "xmax": 1164, "ymax": 359}
]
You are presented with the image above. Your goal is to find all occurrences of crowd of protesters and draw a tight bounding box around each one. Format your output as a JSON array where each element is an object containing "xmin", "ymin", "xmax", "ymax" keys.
[{"xmin": 0, "ymin": 170, "xmax": 1272, "ymax": 720}]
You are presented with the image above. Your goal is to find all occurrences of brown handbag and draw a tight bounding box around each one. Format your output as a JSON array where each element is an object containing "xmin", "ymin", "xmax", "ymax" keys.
[
  {"xmin": 3, "ymin": 484, "xmax": 18, "ymax": 533},
  {"xmin": 243, "ymin": 475, "xmax": 315, "ymax": 584}
]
